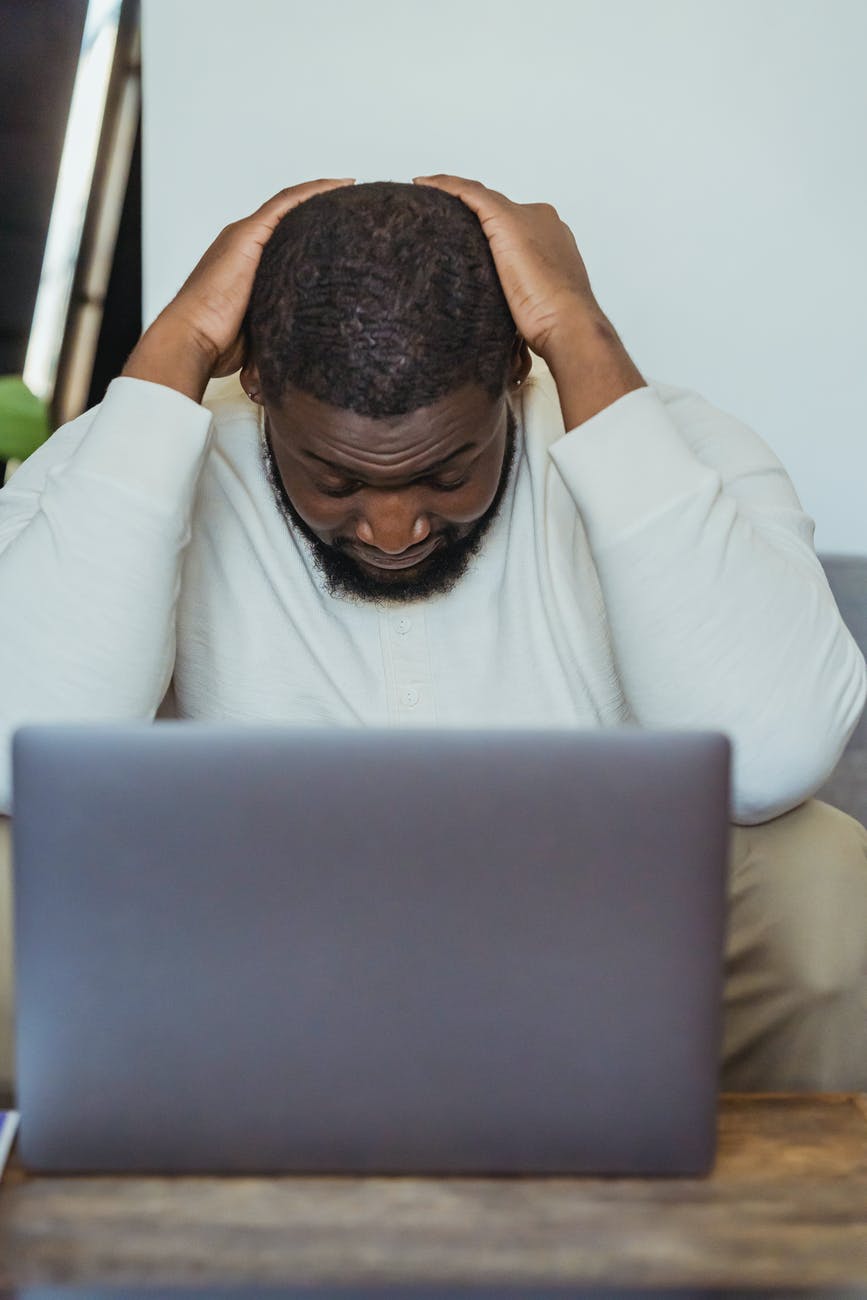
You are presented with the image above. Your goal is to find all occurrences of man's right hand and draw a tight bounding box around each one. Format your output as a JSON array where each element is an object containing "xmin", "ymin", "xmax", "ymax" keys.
[{"xmin": 122, "ymin": 179, "xmax": 355, "ymax": 404}]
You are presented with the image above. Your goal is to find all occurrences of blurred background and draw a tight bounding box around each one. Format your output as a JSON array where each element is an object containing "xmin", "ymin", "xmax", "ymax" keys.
[
  {"xmin": 1, "ymin": 0, "xmax": 866, "ymax": 551},
  {"xmin": 0, "ymin": 0, "xmax": 139, "ymax": 477}
]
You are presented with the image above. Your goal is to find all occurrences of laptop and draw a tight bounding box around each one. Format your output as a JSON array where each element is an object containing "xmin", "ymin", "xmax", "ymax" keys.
[{"xmin": 11, "ymin": 723, "xmax": 731, "ymax": 1175}]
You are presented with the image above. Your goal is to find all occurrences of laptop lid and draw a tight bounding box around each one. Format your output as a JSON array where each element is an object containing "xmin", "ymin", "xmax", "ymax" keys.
[{"xmin": 12, "ymin": 724, "xmax": 730, "ymax": 1174}]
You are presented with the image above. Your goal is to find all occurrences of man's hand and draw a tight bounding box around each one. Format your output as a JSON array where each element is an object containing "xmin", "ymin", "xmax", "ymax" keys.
[
  {"xmin": 122, "ymin": 179, "xmax": 355, "ymax": 404},
  {"xmin": 414, "ymin": 173, "xmax": 600, "ymax": 361},
  {"xmin": 413, "ymin": 174, "xmax": 646, "ymax": 427}
]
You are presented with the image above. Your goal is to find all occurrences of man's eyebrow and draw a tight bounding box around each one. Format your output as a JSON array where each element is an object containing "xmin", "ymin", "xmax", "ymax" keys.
[{"xmin": 301, "ymin": 442, "xmax": 477, "ymax": 475}]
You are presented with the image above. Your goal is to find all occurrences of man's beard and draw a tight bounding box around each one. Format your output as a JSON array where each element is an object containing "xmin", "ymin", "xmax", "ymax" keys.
[{"xmin": 261, "ymin": 409, "xmax": 518, "ymax": 605}]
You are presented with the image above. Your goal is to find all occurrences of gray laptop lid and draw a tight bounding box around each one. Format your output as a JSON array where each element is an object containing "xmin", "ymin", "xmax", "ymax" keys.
[{"xmin": 12, "ymin": 724, "xmax": 730, "ymax": 1175}]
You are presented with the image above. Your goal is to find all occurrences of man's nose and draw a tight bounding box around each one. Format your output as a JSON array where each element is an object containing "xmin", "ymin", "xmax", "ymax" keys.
[{"xmin": 354, "ymin": 494, "xmax": 431, "ymax": 554}]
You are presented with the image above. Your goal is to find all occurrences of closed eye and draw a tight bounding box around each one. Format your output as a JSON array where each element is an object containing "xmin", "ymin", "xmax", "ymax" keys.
[
  {"xmin": 316, "ymin": 475, "xmax": 470, "ymax": 498},
  {"xmin": 316, "ymin": 481, "xmax": 364, "ymax": 498}
]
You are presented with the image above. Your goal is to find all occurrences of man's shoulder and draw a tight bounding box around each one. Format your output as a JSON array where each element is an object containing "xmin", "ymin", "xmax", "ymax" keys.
[
  {"xmin": 199, "ymin": 374, "xmax": 263, "ymax": 466},
  {"xmin": 202, "ymin": 373, "xmax": 256, "ymax": 426},
  {"xmin": 192, "ymin": 375, "xmax": 267, "ymax": 507}
]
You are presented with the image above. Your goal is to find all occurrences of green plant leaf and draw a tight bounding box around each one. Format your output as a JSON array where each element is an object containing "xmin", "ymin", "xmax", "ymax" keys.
[{"xmin": 0, "ymin": 376, "xmax": 50, "ymax": 462}]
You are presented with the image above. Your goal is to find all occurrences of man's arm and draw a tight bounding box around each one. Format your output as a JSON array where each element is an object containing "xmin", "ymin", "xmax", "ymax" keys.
[
  {"xmin": 545, "ymin": 312, "xmax": 647, "ymax": 430},
  {"xmin": 415, "ymin": 175, "xmax": 866, "ymax": 823},
  {"xmin": 0, "ymin": 180, "xmax": 353, "ymax": 815},
  {"xmin": 546, "ymin": 365, "xmax": 866, "ymax": 823},
  {"xmin": 0, "ymin": 380, "xmax": 213, "ymax": 814}
]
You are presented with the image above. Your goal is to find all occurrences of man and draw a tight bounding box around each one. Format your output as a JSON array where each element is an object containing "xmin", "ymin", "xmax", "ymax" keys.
[{"xmin": 0, "ymin": 176, "xmax": 866, "ymax": 1092}]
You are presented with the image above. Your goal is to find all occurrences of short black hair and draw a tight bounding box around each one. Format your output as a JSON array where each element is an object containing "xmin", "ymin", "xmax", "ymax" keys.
[{"xmin": 246, "ymin": 181, "xmax": 516, "ymax": 417}]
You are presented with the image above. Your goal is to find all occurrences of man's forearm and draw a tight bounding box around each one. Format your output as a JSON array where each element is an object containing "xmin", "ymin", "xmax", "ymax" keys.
[
  {"xmin": 545, "ymin": 312, "xmax": 647, "ymax": 431},
  {"xmin": 122, "ymin": 312, "xmax": 216, "ymax": 405}
]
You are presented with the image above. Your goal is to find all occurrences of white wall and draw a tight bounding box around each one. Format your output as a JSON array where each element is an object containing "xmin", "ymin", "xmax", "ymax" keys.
[{"xmin": 142, "ymin": 0, "xmax": 867, "ymax": 552}]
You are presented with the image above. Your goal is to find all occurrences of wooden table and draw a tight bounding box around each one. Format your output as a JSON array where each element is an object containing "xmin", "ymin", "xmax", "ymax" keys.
[{"xmin": 1, "ymin": 1094, "xmax": 867, "ymax": 1289}]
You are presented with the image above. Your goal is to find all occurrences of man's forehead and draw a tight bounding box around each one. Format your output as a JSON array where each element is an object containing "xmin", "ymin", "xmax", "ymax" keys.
[{"xmin": 270, "ymin": 382, "xmax": 503, "ymax": 463}]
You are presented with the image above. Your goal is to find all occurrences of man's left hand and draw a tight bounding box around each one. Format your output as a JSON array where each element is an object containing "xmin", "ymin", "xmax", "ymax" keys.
[
  {"xmin": 412, "ymin": 173, "xmax": 602, "ymax": 364},
  {"xmin": 413, "ymin": 174, "xmax": 647, "ymax": 429}
]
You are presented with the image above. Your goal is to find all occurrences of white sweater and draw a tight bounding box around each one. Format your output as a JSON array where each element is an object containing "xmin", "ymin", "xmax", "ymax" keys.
[{"xmin": 0, "ymin": 360, "xmax": 863, "ymax": 823}]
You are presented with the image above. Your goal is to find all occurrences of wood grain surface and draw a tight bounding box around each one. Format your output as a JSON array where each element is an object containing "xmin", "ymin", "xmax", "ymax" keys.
[{"xmin": 1, "ymin": 1094, "xmax": 867, "ymax": 1288}]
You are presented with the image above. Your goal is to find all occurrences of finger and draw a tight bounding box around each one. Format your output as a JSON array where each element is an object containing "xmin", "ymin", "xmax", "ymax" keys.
[
  {"xmin": 412, "ymin": 174, "xmax": 512, "ymax": 217},
  {"xmin": 249, "ymin": 177, "xmax": 356, "ymax": 231}
]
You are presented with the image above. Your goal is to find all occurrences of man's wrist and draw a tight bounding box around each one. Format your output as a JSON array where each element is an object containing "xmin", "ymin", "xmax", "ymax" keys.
[
  {"xmin": 545, "ymin": 311, "xmax": 647, "ymax": 431},
  {"xmin": 121, "ymin": 313, "xmax": 217, "ymax": 405}
]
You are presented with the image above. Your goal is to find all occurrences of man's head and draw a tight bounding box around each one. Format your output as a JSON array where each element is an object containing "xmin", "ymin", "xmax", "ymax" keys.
[{"xmin": 242, "ymin": 181, "xmax": 531, "ymax": 603}]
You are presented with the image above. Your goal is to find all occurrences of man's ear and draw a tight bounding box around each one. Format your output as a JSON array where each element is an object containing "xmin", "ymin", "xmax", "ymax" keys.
[
  {"xmin": 509, "ymin": 336, "xmax": 532, "ymax": 388},
  {"xmin": 240, "ymin": 360, "xmax": 264, "ymax": 405}
]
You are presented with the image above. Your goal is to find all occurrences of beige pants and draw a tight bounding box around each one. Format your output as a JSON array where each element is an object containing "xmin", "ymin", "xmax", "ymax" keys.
[{"xmin": 0, "ymin": 800, "xmax": 866, "ymax": 1094}]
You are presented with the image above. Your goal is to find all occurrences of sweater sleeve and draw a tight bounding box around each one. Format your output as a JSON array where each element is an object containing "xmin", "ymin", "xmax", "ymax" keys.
[
  {"xmin": 548, "ymin": 380, "xmax": 866, "ymax": 825},
  {"xmin": 0, "ymin": 376, "xmax": 213, "ymax": 814}
]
